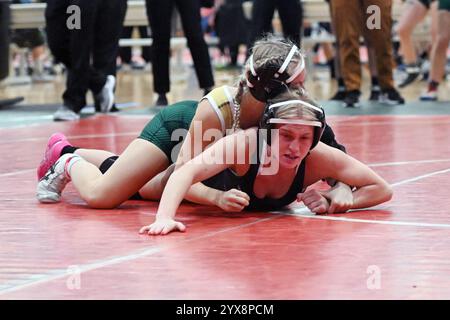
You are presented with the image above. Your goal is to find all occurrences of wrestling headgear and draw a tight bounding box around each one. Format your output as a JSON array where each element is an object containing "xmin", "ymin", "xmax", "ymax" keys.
[
  {"xmin": 246, "ymin": 45, "xmax": 305, "ymax": 102},
  {"xmin": 260, "ymin": 97, "xmax": 326, "ymax": 149}
]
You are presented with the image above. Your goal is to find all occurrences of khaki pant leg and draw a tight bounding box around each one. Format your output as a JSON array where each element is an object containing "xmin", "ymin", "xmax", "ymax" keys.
[
  {"xmin": 330, "ymin": 0, "xmax": 363, "ymax": 91},
  {"xmin": 361, "ymin": 0, "xmax": 394, "ymax": 89}
]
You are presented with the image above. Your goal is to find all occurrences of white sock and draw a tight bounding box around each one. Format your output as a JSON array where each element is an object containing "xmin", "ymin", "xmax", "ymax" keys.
[{"xmin": 64, "ymin": 154, "xmax": 83, "ymax": 179}]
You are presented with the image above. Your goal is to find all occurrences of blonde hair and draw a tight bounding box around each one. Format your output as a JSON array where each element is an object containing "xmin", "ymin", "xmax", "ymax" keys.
[{"xmin": 234, "ymin": 34, "xmax": 305, "ymax": 104}]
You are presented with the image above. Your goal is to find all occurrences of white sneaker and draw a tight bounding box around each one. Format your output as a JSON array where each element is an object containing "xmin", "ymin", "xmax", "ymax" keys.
[
  {"xmin": 419, "ymin": 89, "xmax": 438, "ymax": 101},
  {"xmin": 80, "ymin": 105, "xmax": 95, "ymax": 115},
  {"xmin": 36, "ymin": 154, "xmax": 77, "ymax": 203},
  {"xmin": 32, "ymin": 73, "xmax": 55, "ymax": 83},
  {"xmin": 97, "ymin": 75, "xmax": 116, "ymax": 113},
  {"xmin": 53, "ymin": 106, "xmax": 80, "ymax": 121}
]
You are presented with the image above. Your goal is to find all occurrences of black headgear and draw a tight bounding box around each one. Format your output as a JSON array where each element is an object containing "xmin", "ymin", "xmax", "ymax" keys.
[
  {"xmin": 246, "ymin": 45, "xmax": 305, "ymax": 102},
  {"xmin": 260, "ymin": 98, "xmax": 326, "ymax": 149}
]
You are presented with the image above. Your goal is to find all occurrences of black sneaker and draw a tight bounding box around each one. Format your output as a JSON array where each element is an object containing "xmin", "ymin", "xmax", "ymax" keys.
[
  {"xmin": 110, "ymin": 104, "xmax": 120, "ymax": 112},
  {"xmin": 343, "ymin": 90, "xmax": 361, "ymax": 108},
  {"xmin": 0, "ymin": 96, "xmax": 24, "ymax": 107},
  {"xmin": 399, "ymin": 72, "xmax": 420, "ymax": 88},
  {"xmin": 369, "ymin": 85, "xmax": 381, "ymax": 101},
  {"xmin": 330, "ymin": 87, "xmax": 346, "ymax": 101},
  {"xmin": 398, "ymin": 64, "xmax": 421, "ymax": 88},
  {"xmin": 379, "ymin": 88, "xmax": 405, "ymax": 105}
]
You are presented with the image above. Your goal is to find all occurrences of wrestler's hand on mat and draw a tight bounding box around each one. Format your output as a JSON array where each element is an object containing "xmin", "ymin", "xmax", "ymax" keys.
[
  {"xmin": 216, "ymin": 189, "xmax": 250, "ymax": 212},
  {"xmin": 139, "ymin": 218, "xmax": 186, "ymax": 236},
  {"xmin": 319, "ymin": 182, "xmax": 353, "ymax": 214},
  {"xmin": 297, "ymin": 189, "xmax": 329, "ymax": 214}
]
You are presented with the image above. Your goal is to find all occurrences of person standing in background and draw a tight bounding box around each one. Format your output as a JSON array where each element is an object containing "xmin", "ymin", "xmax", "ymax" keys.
[
  {"xmin": 248, "ymin": 0, "xmax": 303, "ymax": 48},
  {"xmin": 145, "ymin": 0, "xmax": 215, "ymax": 107},
  {"xmin": 325, "ymin": 0, "xmax": 382, "ymax": 103},
  {"xmin": 45, "ymin": 0, "xmax": 127, "ymax": 121},
  {"xmin": 118, "ymin": 26, "xmax": 152, "ymax": 71},
  {"xmin": 420, "ymin": 0, "xmax": 450, "ymax": 101},
  {"xmin": 214, "ymin": 0, "xmax": 250, "ymax": 68},
  {"xmin": 11, "ymin": 0, "xmax": 54, "ymax": 82},
  {"xmin": 395, "ymin": 0, "xmax": 438, "ymax": 88},
  {"xmin": 0, "ymin": 0, "xmax": 10, "ymax": 83},
  {"xmin": 330, "ymin": 0, "xmax": 405, "ymax": 107}
]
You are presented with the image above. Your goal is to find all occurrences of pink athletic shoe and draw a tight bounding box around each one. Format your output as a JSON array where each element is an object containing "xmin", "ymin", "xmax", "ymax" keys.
[{"xmin": 37, "ymin": 133, "xmax": 72, "ymax": 180}]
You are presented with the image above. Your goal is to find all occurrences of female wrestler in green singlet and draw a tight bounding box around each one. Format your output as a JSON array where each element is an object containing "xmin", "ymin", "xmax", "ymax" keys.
[{"xmin": 36, "ymin": 36, "xmax": 352, "ymax": 212}]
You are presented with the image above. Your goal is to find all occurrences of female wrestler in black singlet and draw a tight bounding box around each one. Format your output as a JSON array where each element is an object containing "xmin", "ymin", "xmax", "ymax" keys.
[{"xmin": 139, "ymin": 89, "xmax": 393, "ymax": 235}]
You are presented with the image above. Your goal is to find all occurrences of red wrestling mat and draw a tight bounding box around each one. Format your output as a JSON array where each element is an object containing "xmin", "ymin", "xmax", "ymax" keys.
[{"xmin": 1, "ymin": 114, "xmax": 450, "ymax": 299}]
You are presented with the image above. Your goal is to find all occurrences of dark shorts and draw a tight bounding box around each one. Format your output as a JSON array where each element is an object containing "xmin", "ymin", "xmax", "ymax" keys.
[
  {"xmin": 11, "ymin": 29, "xmax": 45, "ymax": 49},
  {"xmin": 406, "ymin": 0, "xmax": 435, "ymax": 9},
  {"xmin": 138, "ymin": 100, "xmax": 198, "ymax": 163},
  {"xmin": 414, "ymin": 0, "xmax": 435, "ymax": 9}
]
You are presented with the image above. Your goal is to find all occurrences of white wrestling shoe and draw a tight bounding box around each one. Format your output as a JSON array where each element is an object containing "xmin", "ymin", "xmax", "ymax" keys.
[
  {"xmin": 53, "ymin": 105, "xmax": 80, "ymax": 122},
  {"xmin": 36, "ymin": 153, "xmax": 80, "ymax": 203}
]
